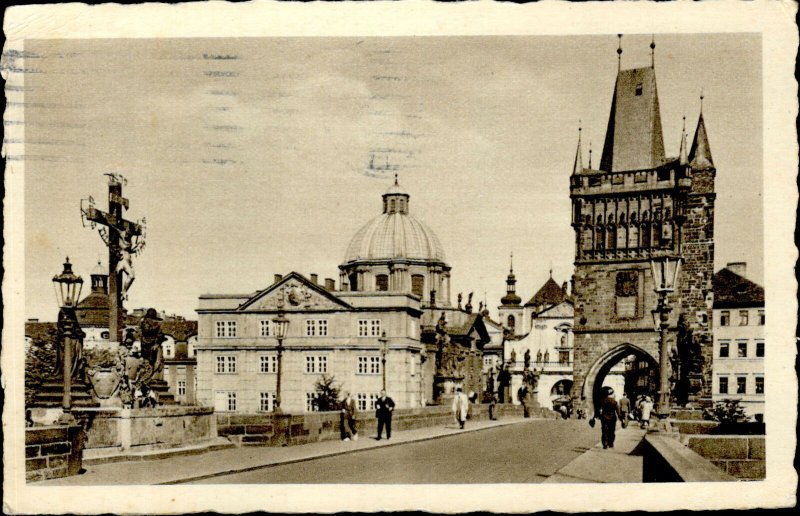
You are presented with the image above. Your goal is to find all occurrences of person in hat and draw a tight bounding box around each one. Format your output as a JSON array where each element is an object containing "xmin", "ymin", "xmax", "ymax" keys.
[
  {"xmin": 596, "ymin": 386, "xmax": 622, "ymax": 449},
  {"xmin": 452, "ymin": 387, "xmax": 469, "ymax": 429}
]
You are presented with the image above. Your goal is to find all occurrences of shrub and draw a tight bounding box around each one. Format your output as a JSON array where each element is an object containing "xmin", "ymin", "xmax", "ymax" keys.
[
  {"xmin": 705, "ymin": 399, "xmax": 748, "ymax": 424},
  {"xmin": 312, "ymin": 374, "xmax": 341, "ymax": 411}
]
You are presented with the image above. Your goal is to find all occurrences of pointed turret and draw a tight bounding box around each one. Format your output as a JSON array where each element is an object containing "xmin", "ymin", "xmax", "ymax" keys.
[
  {"xmin": 689, "ymin": 112, "xmax": 714, "ymax": 170},
  {"xmin": 600, "ymin": 66, "xmax": 665, "ymax": 172},
  {"xmin": 678, "ymin": 116, "xmax": 688, "ymax": 166},
  {"xmin": 572, "ymin": 126, "xmax": 584, "ymax": 175}
]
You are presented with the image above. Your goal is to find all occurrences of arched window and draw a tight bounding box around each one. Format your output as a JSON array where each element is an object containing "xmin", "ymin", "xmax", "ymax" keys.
[
  {"xmin": 641, "ymin": 223, "xmax": 651, "ymax": 248},
  {"xmin": 596, "ymin": 226, "xmax": 605, "ymax": 250},
  {"xmin": 376, "ymin": 274, "xmax": 389, "ymax": 291},
  {"xmin": 390, "ymin": 199, "xmax": 396, "ymax": 213},
  {"xmin": 652, "ymin": 222, "xmax": 661, "ymax": 247},
  {"xmin": 349, "ymin": 272, "xmax": 359, "ymax": 291},
  {"xmin": 582, "ymin": 225, "xmax": 593, "ymax": 250},
  {"xmin": 100, "ymin": 331, "xmax": 110, "ymax": 340},
  {"xmin": 507, "ymin": 315, "xmax": 516, "ymax": 328},
  {"xmin": 411, "ymin": 275, "xmax": 425, "ymax": 297},
  {"xmin": 607, "ymin": 224, "xmax": 616, "ymax": 250}
]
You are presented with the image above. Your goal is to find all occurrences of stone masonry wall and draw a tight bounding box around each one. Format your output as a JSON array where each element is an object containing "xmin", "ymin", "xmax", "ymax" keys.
[
  {"xmin": 26, "ymin": 425, "xmax": 85, "ymax": 482},
  {"xmin": 678, "ymin": 168, "xmax": 716, "ymax": 400}
]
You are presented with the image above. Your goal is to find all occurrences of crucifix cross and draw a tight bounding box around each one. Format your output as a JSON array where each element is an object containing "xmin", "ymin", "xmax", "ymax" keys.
[{"xmin": 81, "ymin": 173, "xmax": 145, "ymax": 344}]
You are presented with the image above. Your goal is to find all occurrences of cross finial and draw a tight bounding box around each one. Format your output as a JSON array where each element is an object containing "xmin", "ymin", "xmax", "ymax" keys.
[
  {"xmin": 617, "ymin": 34, "xmax": 623, "ymax": 72},
  {"xmin": 588, "ymin": 141, "xmax": 593, "ymax": 169},
  {"xmin": 510, "ymin": 251, "xmax": 514, "ymax": 273},
  {"xmin": 700, "ymin": 89, "xmax": 705, "ymax": 114},
  {"xmin": 394, "ymin": 172, "xmax": 399, "ymax": 186}
]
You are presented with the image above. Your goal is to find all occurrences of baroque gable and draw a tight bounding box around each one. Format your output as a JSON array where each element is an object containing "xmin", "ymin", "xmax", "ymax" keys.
[{"xmin": 238, "ymin": 272, "xmax": 351, "ymax": 312}]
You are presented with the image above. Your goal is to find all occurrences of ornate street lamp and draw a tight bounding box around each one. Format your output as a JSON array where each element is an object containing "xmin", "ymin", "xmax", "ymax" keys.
[
  {"xmin": 52, "ymin": 257, "xmax": 84, "ymax": 424},
  {"xmin": 272, "ymin": 312, "xmax": 290, "ymax": 414},
  {"xmin": 379, "ymin": 331, "xmax": 388, "ymax": 392},
  {"xmin": 649, "ymin": 256, "xmax": 681, "ymax": 419}
]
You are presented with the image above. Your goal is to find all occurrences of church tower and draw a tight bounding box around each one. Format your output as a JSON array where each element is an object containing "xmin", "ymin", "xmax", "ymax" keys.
[
  {"xmin": 569, "ymin": 39, "xmax": 715, "ymax": 410},
  {"xmin": 498, "ymin": 253, "xmax": 523, "ymax": 336}
]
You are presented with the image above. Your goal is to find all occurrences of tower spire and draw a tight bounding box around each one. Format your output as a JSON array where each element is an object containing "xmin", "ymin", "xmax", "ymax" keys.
[
  {"xmin": 700, "ymin": 89, "xmax": 704, "ymax": 114},
  {"xmin": 572, "ymin": 123, "xmax": 583, "ymax": 175},
  {"xmin": 689, "ymin": 110, "xmax": 714, "ymax": 170},
  {"xmin": 679, "ymin": 115, "xmax": 688, "ymax": 165},
  {"xmin": 510, "ymin": 251, "xmax": 514, "ymax": 273},
  {"xmin": 588, "ymin": 141, "xmax": 593, "ymax": 169},
  {"xmin": 650, "ymin": 35, "xmax": 656, "ymax": 68},
  {"xmin": 501, "ymin": 251, "xmax": 521, "ymax": 306}
]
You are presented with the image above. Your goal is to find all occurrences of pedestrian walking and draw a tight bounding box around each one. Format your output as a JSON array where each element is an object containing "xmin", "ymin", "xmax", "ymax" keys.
[
  {"xmin": 596, "ymin": 386, "xmax": 621, "ymax": 449},
  {"xmin": 375, "ymin": 389, "xmax": 395, "ymax": 440},
  {"xmin": 518, "ymin": 385, "xmax": 530, "ymax": 418},
  {"xmin": 618, "ymin": 392, "xmax": 631, "ymax": 429},
  {"xmin": 488, "ymin": 391, "xmax": 498, "ymax": 421},
  {"xmin": 452, "ymin": 387, "xmax": 469, "ymax": 429},
  {"xmin": 639, "ymin": 395, "xmax": 654, "ymax": 429},
  {"xmin": 340, "ymin": 392, "xmax": 359, "ymax": 441}
]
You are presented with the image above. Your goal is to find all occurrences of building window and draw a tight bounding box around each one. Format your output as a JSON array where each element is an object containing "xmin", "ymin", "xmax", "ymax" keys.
[
  {"xmin": 737, "ymin": 342, "xmax": 747, "ymax": 358},
  {"xmin": 756, "ymin": 341, "xmax": 764, "ymax": 358},
  {"xmin": 559, "ymin": 351, "xmax": 570, "ymax": 364},
  {"xmin": 216, "ymin": 321, "xmax": 237, "ymax": 338},
  {"xmin": 357, "ymin": 356, "xmax": 381, "ymax": 375},
  {"xmin": 719, "ymin": 342, "xmax": 729, "ymax": 358},
  {"xmin": 259, "ymin": 392, "xmax": 276, "ymax": 412},
  {"xmin": 305, "ymin": 355, "xmax": 328, "ymax": 374},
  {"xmin": 303, "ymin": 319, "xmax": 328, "ymax": 337},
  {"xmin": 358, "ymin": 319, "xmax": 381, "ymax": 337},
  {"xmin": 100, "ymin": 331, "xmax": 110, "ymax": 340},
  {"xmin": 260, "ymin": 320, "xmax": 271, "ymax": 337},
  {"xmin": 736, "ymin": 377, "xmax": 747, "ymax": 394},
  {"xmin": 483, "ymin": 356, "xmax": 494, "ymax": 368},
  {"xmin": 376, "ymin": 274, "xmax": 389, "ymax": 292},
  {"xmin": 259, "ymin": 355, "xmax": 277, "ymax": 374},
  {"xmin": 163, "ymin": 341, "xmax": 174, "ymax": 359},
  {"xmin": 739, "ymin": 310, "xmax": 749, "ymax": 326},
  {"xmin": 508, "ymin": 315, "xmax": 515, "ymax": 329},
  {"xmin": 635, "ymin": 83, "xmax": 643, "ymax": 96},
  {"xmin": 216, "ymin": 355, "xmax": 237, "ymax": 374},
  {"xmin": 214, "ymin": 391, "xmax": 237, "ymax": 412},
  {"xmin": 755, "ymin": 377, "xmax": 764, "ymax": 394},
  {"xmin": 758, "ymin": 310, "xmax": 765, "ymax": 325},
  {"xmin": 357, "ymin": 393, "xmax": 379, "ymax": 411},
  {"xmin": 411, "ymin": 275, "xmax": 425, "ymax": 297},
  {"xmin": 177, "ymin": 380, "xmax": 186, "ymax": 396},
  {"xmin": 720, "ymin": 311, "xmax": 730, "ymax": 327},
  {"xmin": 306, "ymin": 393, "xmax": 318, "ymax": 412},
  {"xmin": 718, "ymin": 377, "xmax": 728, "ymax": 394}
]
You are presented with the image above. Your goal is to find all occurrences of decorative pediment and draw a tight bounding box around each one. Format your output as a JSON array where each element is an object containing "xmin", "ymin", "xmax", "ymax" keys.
[
  {"xmin": 537, "ymin": 301, "xmax": 574, "ymax": 319},
  {"xmin": 238, "ymin": 272, "xmax": 352, "ymax": 312}
]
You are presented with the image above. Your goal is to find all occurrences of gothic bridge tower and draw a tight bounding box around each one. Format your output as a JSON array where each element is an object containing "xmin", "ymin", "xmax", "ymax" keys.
[{"xmin": 569, "ymin": 41, "xmax": 716, "ymax": 411}]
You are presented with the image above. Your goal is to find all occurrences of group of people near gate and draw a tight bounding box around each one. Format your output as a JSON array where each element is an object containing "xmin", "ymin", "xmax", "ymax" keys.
[{"xmin": 592, "ymin": 387, "xmax": 655, "ymax": 449}]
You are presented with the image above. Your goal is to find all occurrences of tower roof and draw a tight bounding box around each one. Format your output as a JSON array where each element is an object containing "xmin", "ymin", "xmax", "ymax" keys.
[
  {"xmin": 600, "ymin": 67, "xmax": 666, "ymax": 172},
  {"xmin": 572, "ymin": 127, "xmax": 584, "ymax": 175},
  {"xmin": 689, "ymin": 113, "xmax": 714, "ymax": 170},
  {"xmin": 712, "ymin": 268, "xmax": 763, "ymax": 308},
  {"xmin": 525, "ymin": 277, "xmax": 566, "ymax": 307}
]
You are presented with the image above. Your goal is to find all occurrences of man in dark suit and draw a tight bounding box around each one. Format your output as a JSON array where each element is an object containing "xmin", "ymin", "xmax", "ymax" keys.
[{"xmin": 375, "ymin": 390, "xmax": 395, "ymax": 440}]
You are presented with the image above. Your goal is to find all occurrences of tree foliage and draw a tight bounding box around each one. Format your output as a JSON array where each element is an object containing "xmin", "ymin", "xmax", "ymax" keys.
[
  {"xmin": 25, "ymin": 328, "xmax": 59, "ymax": 407},
  {"xmin": 312, "ymin": 374, "xmax": 341, "ymax": 412},
  {"xmin": 705, "ymin": 399, "xmax": 747, "ymax": 424}
]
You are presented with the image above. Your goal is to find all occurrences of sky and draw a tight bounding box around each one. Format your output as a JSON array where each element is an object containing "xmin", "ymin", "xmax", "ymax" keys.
[{"xmin": 21, "ymin": 34, "xmax": 763, "ymax": 321}]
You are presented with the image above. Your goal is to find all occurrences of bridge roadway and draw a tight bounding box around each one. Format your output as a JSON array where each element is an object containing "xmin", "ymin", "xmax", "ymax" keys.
[{"xmin": 190, "ymin": 419, "xmax": 614, "ymax": 484}]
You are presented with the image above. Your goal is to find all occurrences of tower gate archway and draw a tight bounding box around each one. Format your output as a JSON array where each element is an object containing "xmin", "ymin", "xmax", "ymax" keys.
[{"xmin": 579, "ymin": 343, "xmax": 659, "ymax": 412}]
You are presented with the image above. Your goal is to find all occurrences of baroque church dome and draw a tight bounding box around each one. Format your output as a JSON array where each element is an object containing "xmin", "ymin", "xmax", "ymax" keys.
[{"xmin": 343, "ymin": 178, "xmax": 446, "ymax": 263}]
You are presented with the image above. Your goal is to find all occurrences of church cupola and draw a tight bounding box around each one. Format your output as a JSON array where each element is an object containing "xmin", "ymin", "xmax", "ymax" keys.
[
  {"xmin": 500, "ymin": 253, "xmax": 522, "ymax": 306},
  {"xmin": 382, "ymin": 174, "xmax": 410, "ymax": 214},
  {"xmin": 90, "ymin": 260, "xmax": 108, "ymax": 294}
]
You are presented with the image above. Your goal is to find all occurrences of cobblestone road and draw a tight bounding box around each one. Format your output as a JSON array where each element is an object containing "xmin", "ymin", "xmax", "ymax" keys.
[{"xmin": 192, "ymin": 419, "xmax": 601, "ymax": 484}]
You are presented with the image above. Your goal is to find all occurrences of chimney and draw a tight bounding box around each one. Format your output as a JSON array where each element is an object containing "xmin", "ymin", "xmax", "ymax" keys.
[
  {"xmin": 310, "ymin": 273, "xmax": 318, "ymax": 285},
  {"xmin": 726, "ymin": 262, "xmax": 747, "ymax": 279},
  {"xmin": 325, "ymin": 278, "xmax": 335, "ymax": 291},
  {"xmin": 274, "ymin": 274, "xmax": 282, "ymax": 283}
]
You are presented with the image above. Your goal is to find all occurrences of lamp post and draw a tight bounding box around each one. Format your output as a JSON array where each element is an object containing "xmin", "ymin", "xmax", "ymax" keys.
[
  {"xmin": 649, "ymin": 256, "xmax": 681, "ymax": 419},
  {"xmin": 272, "ymin": 312, "xmax": 290, "ymax": 414},
  {"xmin": 52, "ymin": 257, "xmax": 84, "ymax": 425},
  {"xmin": 379, "ymin": 331, "xmax": 388, "ymax": 392}
]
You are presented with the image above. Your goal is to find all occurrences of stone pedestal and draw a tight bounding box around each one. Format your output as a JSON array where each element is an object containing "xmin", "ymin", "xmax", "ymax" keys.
[
  {"xmin": 433, "ymin": 375, "xmax": 464, "ymax": 404},
  {"xmin": 73, "ymin": 405, "xmax": 216, "ymax": 455}
]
